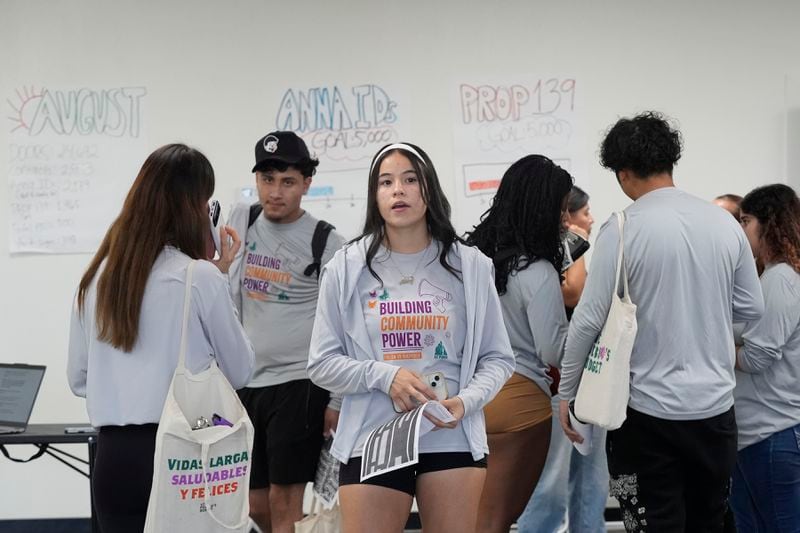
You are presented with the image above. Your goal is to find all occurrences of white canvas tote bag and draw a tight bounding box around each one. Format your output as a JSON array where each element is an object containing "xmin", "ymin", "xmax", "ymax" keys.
[
  {"xmin": 294, "ymin": 495, "xmax": 342, "ymax": 533},
  {"xmin": 144, "ymin": 260, "xmax": 254, "ymax": 532},
  {"xmin": 574, "ymin": 212, "xmax": 637, "ymax": 430}
]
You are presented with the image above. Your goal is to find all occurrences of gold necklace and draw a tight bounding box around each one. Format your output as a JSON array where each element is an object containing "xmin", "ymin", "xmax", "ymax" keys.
[{"xmin": 388, "ymin": 243, "xmax": 430, "ymax": 285}]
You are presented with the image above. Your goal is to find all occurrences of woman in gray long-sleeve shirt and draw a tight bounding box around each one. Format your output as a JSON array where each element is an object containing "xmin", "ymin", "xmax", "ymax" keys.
[
  {"xmin": 731, "ymin": 183, "xmax": 800, "ymax": 532},
  {"xmin": 466, "ymin": 155, "xmax": 572, "ymax": 533}
]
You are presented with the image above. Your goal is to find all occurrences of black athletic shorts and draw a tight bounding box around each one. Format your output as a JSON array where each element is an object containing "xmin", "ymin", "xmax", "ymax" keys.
[
  {"xmin": 238, "ymin": 379, "xmax": 329, "ymax": 487},
  {"xmin": 339, "ymin": 452, "xmax": 487, "ymax": 496}
]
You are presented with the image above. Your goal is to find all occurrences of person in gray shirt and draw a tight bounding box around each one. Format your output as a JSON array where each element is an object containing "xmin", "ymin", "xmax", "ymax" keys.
[
  {"xmin": 227, "ymin": 131, "xmax": 345, "ymax": 533},
  {"xmin": 558, "ymin": 112, "xmax": 764, "ymax": 532},
  {"xmin": 466, "ymin": 155, "xmax": 572, "ymax": 533},
  {"xmin": 731, "ymin": 183, "xmax": 800, "ymax": 532}
]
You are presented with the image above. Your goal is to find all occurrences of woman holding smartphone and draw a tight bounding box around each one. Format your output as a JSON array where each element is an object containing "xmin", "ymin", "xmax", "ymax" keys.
[
  {"xmin": 308, "ymin": 142, "xmax": 514, "ymax": 533},
  {"xmin": 67, "ymin": 144, "xmax": 254, "ymax": 533},
  {"xmin": 561, "ymin": 185, "xmax": 594, "ymax": 313}
]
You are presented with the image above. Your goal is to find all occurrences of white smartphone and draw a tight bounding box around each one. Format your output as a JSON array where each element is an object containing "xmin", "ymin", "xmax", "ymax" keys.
[
  {"xmin": 392, "ymin": 371, "xmax": 448, "ymax": 413},
  {"xmin": 425, "ymin": 371, "xmax": 448, "ymax": 402}
]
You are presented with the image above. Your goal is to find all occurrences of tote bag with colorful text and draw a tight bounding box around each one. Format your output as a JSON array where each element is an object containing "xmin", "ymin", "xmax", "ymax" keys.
[{"xmin": 144, "ymin": 261, "xmax": 254, "ymax": 532}]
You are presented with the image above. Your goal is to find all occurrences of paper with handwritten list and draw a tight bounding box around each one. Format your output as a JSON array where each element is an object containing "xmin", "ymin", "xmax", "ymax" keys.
[{"xmin": 6, "ymin": 85, "xmax": 147, "ymax": 254}]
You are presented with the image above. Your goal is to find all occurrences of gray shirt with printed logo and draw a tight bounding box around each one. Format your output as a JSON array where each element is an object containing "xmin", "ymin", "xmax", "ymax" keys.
[{"xmin": 239, "ymin": 210, "xmax": 345, "ymax": 387}]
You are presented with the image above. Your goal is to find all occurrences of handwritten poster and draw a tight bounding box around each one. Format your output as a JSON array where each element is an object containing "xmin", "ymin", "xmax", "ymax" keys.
[
  {"xmin": 452, "ymin": 77, "xmax": 584, "ymax": 233},
  {"xmin": 264, "ymin": 83, "xmax": 403, "ymax": 238},
  {"xmin": 6, "ymin": 85, "xmax": 147, "ymax": 254}
]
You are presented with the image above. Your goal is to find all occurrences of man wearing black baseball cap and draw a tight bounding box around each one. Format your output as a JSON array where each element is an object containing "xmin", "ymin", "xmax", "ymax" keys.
[{"xmin": 227, "ymin": 131, "xmax": 344, "ymax": 533}]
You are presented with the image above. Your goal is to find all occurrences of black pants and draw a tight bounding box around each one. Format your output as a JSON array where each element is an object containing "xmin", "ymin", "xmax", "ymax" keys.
[
  {"xmin": 606, "ymin": 407, "xmax": 737, "ymax": 533},
  {"xmin": 93, "ymin": 424, "xmax": 158, "ymax": 533}
]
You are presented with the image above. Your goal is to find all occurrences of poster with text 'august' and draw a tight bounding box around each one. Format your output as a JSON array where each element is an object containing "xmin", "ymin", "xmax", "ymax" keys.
[
  {"xmin": 255, "ymin": 83, "xmax": 404, "ymax": 239},
  {"xmin": 452, "ymin": 77, "xmax": 584, "ymax": 233},
  {"xmin": 6, "ymin": 85, "xmax": 147, "ymax": 254}
]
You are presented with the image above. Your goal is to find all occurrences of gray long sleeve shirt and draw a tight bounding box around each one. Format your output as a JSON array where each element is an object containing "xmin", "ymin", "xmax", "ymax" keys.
[
  {"xmin": 501, "ymin": 260, "xmax": 568, "ymax": 394},
  {"xmin": 559, "ymin": 187, "xmax": 763, "ymax": 420},
  {"xmin": 735, "ymin": 262, "xmax": 800, "ymax": 449}
]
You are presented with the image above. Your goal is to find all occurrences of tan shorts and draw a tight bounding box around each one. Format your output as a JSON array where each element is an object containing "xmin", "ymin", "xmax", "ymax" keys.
[{"xmin": 484, "ymin": 373, "xmax": 551, "ymax": 434}]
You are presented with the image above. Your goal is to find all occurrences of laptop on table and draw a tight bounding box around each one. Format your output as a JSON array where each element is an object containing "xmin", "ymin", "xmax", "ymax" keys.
[{"xmin": 0, "ymin": 363, "xmax": 46, "ymax": 434}]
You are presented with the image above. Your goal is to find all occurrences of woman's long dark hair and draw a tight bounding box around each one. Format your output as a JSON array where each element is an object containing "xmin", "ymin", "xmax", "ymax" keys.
[
  {"xmin": 740, "ymin": 183, "xmax": 800, "ymax": 273},
  {"xmin": 466, "ymin": 155, "xmax": 574, "ymax": 294},
  {"xmin": 358, "ymin": 143, "xmax": 462, "ymax": 283},
  {"xmin": 78, "ymin": 143, "xmax": 215, "ymax": 352}
]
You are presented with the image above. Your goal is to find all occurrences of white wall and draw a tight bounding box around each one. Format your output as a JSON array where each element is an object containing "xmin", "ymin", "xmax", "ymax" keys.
[{"xmin": 2, "ymin": 0, "xmax": 798, "ymax": 519}]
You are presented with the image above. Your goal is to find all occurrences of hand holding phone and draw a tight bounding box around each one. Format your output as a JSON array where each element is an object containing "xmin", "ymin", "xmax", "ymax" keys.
[
  {"xmin": 424, "ymin": 372, "xmax": 448, "ymax": 402},
  {"xmin": 562, "ymin": 230, "xmax": 590, "ymax": 271},
  {"xmin": 389, "ymin": 368, "xmax": 438, "ymax": 413},
  {"xmin": 392, "ymin": 371, "xmax": 448, "ymax": 412}
]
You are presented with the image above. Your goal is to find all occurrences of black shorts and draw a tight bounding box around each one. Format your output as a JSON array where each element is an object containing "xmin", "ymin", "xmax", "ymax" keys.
[
  {"xmin": 238, "ymin": 379, "xmax": 329, "ymax": 487},
  {"xmin": 339, "ymin": 452, "xmax": 487, "ymax": 496}
]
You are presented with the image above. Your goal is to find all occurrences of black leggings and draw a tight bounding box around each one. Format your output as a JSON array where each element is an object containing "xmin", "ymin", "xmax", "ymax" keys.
[{"xmin": 93, "ymin": 424, "xmax": 158, "ymax": 533}]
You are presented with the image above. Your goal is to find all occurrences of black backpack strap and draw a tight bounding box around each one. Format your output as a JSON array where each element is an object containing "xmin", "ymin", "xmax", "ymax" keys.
[
  {"xmin": 248, "ymin": 203, "xmax": 263, "ymax": 228},
  {"xmin": 304, "ymin": 220, "xmax": 335, "ymax": 278}
]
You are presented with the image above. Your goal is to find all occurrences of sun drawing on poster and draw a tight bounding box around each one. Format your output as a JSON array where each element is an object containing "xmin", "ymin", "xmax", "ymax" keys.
[{"xmin": 6, "ymin": 86, "xmax": 44, "ymax": 134}]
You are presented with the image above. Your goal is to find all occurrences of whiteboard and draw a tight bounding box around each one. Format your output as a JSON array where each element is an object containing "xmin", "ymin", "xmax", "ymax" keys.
[{"xmin": 2, "ymin": 0, "xmax": 799, "ymax": 521}]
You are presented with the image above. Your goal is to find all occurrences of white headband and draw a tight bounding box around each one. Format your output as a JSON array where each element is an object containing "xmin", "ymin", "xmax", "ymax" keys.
[{"xmin": 369, "ymin": 143, "xmax": 427, "ymax": 174}]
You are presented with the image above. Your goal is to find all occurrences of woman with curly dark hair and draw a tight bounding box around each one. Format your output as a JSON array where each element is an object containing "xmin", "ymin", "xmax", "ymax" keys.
[
  {"xmin": 731, "ymin": 183, "xmax": 800, "ymax": 532},
  {"xmin": 465, "ymin": 155, "xmax": 572, "ymax": 533}
]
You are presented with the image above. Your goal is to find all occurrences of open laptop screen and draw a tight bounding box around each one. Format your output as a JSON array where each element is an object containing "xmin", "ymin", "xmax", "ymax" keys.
[{"xmin": 0, "ymin": 363, "xmax": 46, "ymax": 431}]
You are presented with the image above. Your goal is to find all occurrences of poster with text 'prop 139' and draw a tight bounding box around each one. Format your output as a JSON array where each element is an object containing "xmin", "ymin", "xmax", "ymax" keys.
[
  {"xmin": 6, "ymin": 85, "xmax": 147, "ymax": 254},
  {"xmin": 258, "ymin": 83, "xmax": 403, "ymax": 239},
  {"xmin": 452, "ymin": 77, "xmax": 584, "ymax": 234}
]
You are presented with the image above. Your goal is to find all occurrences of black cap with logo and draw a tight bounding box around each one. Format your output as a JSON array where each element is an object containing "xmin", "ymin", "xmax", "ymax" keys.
[{"xmin": 252, "ymin": 131, "xmax": 311, "ymax": 172}]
